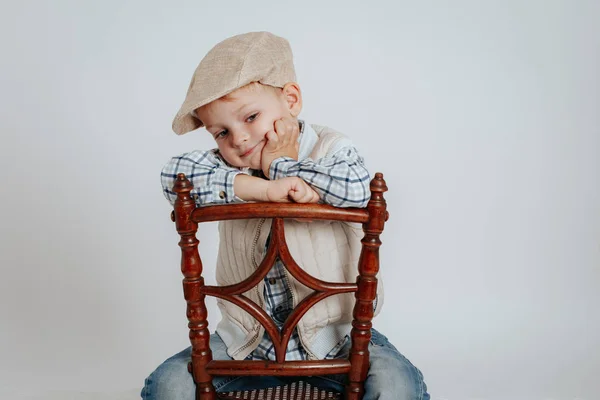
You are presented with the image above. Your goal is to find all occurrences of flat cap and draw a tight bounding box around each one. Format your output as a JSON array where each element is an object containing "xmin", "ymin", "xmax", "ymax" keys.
[{"xmin": 172, "ymin": 31, "xmax": 296, "ymax": 135}]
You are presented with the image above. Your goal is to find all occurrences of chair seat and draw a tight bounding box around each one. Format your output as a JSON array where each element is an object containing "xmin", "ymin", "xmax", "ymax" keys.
[{"xmin": 217, "ymin": 380, "xmax": 342, "ymax": 399}]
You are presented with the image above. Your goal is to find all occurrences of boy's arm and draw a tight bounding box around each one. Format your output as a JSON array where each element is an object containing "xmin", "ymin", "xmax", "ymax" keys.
[
  {"xmin": 161, "ymin": 150, "xmax": 320, "ymax": 206},
  {"xmin": 236, "ymin": 174, "xmax": 320, "ymax": 204},
  {"xmin": 161, "ymin": 150, "xmax": 245, "ymax": 206},
  {"xmin": 268, "ymin": 146, "xmax": 371, "ymax": 208}
]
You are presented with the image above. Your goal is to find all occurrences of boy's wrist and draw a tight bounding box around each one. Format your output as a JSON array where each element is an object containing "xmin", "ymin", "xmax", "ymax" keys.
[
  {"xmin": 262, "ymin": 152, "xmax": 297, "ymax": 178},
  {"xmin": 233, "ymin": 174, "xmax": 270, "ymax": 202},
  {"xmin": 261, "ymin": 155, "xmax": 284, "ymax": 179},
  {"xmin": 268, "ymin": 156, "xmax": 295, "ymax": 180},
  {"xmin": 262, "ymin": 158, "xmax": 274, "ymax": 179}
]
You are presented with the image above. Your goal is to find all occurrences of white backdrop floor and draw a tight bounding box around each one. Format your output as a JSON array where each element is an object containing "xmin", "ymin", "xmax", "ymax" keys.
[{"xmin": 6, "ymin": 389, "xmax": 141, "ymax": 400}]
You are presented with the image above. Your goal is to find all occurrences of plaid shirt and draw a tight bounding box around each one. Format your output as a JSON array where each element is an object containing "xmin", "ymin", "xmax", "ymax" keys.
[
  {"xmin": 247, "ymin": 254, "xmax": 349, "ymax": 361},
  {"xmin": 161, "ymin": 122, "xmax": 370, "ymax": 360},
  {"xmin": 161, "ymin": 122, "xmax": 370, "ymax": 208}
]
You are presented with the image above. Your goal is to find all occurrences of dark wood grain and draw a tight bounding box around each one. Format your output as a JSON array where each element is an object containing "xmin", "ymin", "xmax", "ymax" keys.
[
  {"xmin": 171, "ymin": 172, "xmax": 389, "ymax": 400},
  {"xmin": 173, "ymin": 174, "xmax": 216, "ymax": 399},
  {"xmin": 206, "ymin": 360, "xmax": 351, "ymax": 376},
  {"xmin": 346, "ymin": 173, "xmax": 388, "ymax": 400},
  {"xmin": 191, "ymin": 201, "xmax": 369, "ymax": 223}
]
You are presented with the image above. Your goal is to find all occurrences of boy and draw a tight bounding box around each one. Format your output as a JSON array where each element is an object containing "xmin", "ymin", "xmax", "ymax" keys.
[{"xmin": 143, "ymin": 32, "xmax": 429, "ymax": 400}]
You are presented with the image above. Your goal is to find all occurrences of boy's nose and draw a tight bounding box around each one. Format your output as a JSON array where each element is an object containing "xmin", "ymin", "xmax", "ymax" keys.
[{"xmin": 231, "ymin": 130, "xmax": 249, "ymax": 147}]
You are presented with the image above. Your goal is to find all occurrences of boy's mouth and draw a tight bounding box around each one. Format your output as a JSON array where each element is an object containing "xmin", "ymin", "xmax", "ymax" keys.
[{"xmin": 241, "ymin": 140, "xmax": 264, "ymax": 157}]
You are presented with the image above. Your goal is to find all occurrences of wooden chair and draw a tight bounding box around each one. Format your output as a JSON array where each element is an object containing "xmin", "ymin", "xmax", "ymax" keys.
[{"xmin": 171, "ymin": 172, "xmax": 389, "ymax": 400}]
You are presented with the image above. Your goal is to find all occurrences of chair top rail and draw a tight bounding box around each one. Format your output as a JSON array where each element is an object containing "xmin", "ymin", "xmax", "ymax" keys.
[
  {"xmin": 205, "ymin": 359, "xmax": 351, "ymax": 377},
  {"xmin": 190, "ymin": 202, "xmax": 369, "ymax": 224}
]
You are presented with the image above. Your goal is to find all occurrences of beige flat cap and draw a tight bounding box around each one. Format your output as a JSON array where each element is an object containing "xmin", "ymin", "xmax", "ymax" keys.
[{"xmin": 172, "ymin": 31, "xmax": 296, "ymax": 135}]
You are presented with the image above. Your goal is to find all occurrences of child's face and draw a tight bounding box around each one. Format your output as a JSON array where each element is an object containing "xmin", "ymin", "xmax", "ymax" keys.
[{"xmin": 196, "ymin": 84, "xmax": 292, "ymax": 170}]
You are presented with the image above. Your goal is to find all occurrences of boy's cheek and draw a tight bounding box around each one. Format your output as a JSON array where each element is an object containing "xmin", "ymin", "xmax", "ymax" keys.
[{"xmin": 218, "ymin": 149, "xmax": 239, "ymax": 167}]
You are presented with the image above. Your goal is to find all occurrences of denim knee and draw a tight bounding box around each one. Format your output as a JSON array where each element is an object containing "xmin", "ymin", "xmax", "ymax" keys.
[
  {"xmin": 141, "ymin": 334, "xmax": 234, "ymax": 400},
  {"xmin": 364, "ymin": 329, "xmax": 430, "ymax": 400},
  {"xmin": 140, "ymin": 346, "xmax": 195, "ymax": 400},
  {"xmin": 309, "ymin": 329, "xmax": 430, "ymax": 400},
  {"xmin": 141, "ymin": 330, "xmax": 430, "ymax": 400}
]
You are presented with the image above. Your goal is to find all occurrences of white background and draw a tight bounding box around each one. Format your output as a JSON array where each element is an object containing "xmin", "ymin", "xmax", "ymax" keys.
[{"xmin": 1, "ymin": 1, "xmax": 598, "ymax": 399}]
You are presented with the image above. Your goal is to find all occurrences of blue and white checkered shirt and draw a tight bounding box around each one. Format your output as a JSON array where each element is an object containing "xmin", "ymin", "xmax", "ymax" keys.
[
  {"xmin": 161, "ymin": 121, "xmax": 370, "ymax": 361},
  {"xmin": 161, "ymin": 121, "xmax": 370, "ymax": 208},
  {"xmin": 248, "ymin": 250, "xmax": 349, "ymax": 361}
]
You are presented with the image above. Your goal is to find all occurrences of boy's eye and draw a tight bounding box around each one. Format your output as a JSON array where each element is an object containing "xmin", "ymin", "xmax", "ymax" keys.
[
  {"xmin": 215, "ymin": 129, "xmax": 228, "ymax": 139},
  {"xmin": 246, "ymin": 113, "xmax": 258, "ymax": 122}
]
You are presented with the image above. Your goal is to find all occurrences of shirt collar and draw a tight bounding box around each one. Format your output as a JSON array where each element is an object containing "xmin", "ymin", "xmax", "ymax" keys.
[{"xmin": 297, "ymin": 120, "xmax": 317, "ymax": 161}]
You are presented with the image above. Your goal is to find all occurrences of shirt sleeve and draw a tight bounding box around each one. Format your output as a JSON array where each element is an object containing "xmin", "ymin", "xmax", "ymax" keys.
[
  {"xmin": 268, "ymin": 146, "xmax": 371, "ymax": 208},
  {"xmin": 160, "ymin": 150, "xmax": 244, "ymax": 206}
]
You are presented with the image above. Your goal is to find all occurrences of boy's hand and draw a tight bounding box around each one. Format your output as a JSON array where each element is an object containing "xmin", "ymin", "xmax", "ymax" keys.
[
  {"xmin": 261, "ymin": 117, "xmax": 300, "ymax": 178},
  {"xmin": 266, "ymin": 177, "xmax": 320, "ymax": 204}
]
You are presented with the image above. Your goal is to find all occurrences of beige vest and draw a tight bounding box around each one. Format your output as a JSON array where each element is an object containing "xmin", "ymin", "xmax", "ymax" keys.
[{"xmin": 214, "ymin": 125, "xmax": 384, "ymax": 360}]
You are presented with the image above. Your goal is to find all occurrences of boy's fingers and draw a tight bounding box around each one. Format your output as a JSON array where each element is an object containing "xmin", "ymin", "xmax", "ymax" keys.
[
  {"xmin": 291, "ymin": 181, "xmax": 320, "ymax": 204},
  {"xmin": 274, "ymin": 119, "xmax": 287, "ymax": 137},
  {"xmin": 310, "ymin": 189, "xmax": 320, "ymax": 203},
  {"xmin": 286, "ymin": 117, "xmax": 299, "ymax": 139},
  {"xmin": 266, "ymin": 129, "xmax": 278, "ymax": 141},
  {"xmin": 288, "ymin": 180, "xmax": 308, "ymax": 203},
  {"xmin": 288, "ymin": 185, "xmax": 305, "ymax": 202},
  {"xmin": 297, "ymin": 190, "xmax": 312, "ymax": 203},
  {"xmin": 274, "ymin": 117, "xmax": 299, "ymax": 143},
  {"xmin": 288, "ymin": 189, "xmax": 300, "ymax": 202},
  {"xmin": 264, "ymin": 130, "xmax": 278, "ymax": 147},
  {"xmin": 303, "ymin": 186, "xmax": 318, "ymax": 203}
]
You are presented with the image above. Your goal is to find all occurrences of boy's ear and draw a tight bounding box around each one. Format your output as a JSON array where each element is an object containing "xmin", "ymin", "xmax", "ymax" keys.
[{"xmin": 282, "ymin": 82, "xmax": 302, "ymax": 117}]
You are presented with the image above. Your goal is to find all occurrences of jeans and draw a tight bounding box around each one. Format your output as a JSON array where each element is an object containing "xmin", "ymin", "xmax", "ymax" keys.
[{"xmin": 141, "ymin": 329, "xmax": 429, "ymax": 400}]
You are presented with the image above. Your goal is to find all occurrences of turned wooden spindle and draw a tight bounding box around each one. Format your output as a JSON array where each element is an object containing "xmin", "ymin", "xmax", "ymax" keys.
[
  {"xmin": 171, "ymin": 172, "xmax": 389, "ymax": 399},
  {"xmin": 173, "ymin": 173, "xmax": 216, "ymax": 399},
  {"xmin": 346, "ymin": 173, "xmax": 388, "ymax": 400}
]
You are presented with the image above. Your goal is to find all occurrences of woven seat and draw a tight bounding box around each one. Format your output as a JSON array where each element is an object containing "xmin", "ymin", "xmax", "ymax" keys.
[
  {"xmin": 217, "ymin": 380, "xmax": 342, "ymax": 399},
  {"xmin": 171, "ymin": 173, "xmax": 389, "ymax": 400}
]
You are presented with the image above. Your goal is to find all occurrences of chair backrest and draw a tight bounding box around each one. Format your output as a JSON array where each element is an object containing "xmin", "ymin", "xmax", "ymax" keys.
[{"xmin": 171, "ymin": 173, "xmax": 389, "ymax": 400}]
